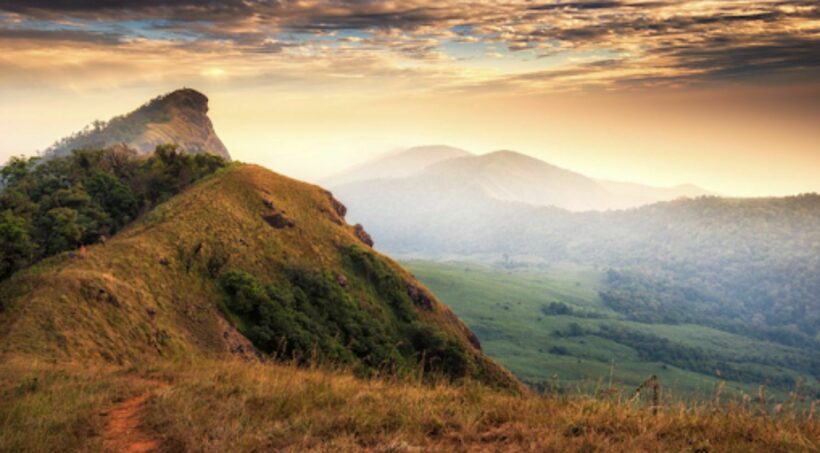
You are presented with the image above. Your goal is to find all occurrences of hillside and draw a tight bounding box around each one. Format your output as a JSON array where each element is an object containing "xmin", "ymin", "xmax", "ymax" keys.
[
  {"xmin": 41, "ymin": 88, "xmax": 231, "ymax": 161},
  {"xmin": 0, "ymin": 163, "xmax": 517, "ymax": 389},
  {"xmin": 328, "ymin": 147, "xmax": 711, "ymax": 212},
  {"xmin": 598, "ymin": 180, "xmax": 714, "ymax": 206},
  {"xmin": 422, "ymin": 150, "xmax": 614, "ymax": 210},
  {"xmin": 329, "ymin": 184, "xmax": 820, "ymax": 337}
]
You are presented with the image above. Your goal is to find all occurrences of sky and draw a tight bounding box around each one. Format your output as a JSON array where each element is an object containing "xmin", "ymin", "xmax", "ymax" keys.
[{"xmin": 0, "ymin": 0, "xmax": 818, "ymax": 196}]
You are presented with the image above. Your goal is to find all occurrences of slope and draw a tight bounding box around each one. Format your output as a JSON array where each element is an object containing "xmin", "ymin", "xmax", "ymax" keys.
[
  {"xmin": 42, "ymin": 88, "xmax": 231, "ymax": 161},
  {"xmin": 0, "ymin": 164, "xmax": 517, "ymax": 389}
]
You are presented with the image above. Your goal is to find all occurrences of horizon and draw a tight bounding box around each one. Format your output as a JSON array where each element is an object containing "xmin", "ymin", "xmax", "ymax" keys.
[
  {"xmin": 4, "ymin": 86, "xmax": 819, "ymax": 198},
  {"xmin": 1, "ymin": 1, "xmax": 819, "ymax": 197}
]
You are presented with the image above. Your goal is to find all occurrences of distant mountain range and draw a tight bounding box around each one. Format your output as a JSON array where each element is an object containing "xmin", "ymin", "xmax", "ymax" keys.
[
  {"xmin": 42, "ymin": 88, "xmax": 231, "ymax": 161},
  {"xmin": 325, "ymin": 145, "xmax": 820, "ymax": 363},
  {"xmin": 324, "ymin": 146, "xmax": 712, "ymax": 212}
]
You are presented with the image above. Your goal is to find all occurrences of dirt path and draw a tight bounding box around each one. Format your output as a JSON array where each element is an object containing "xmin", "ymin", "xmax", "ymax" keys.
[{"xmin": 102, "ymin": 385, "xmax": 164, "ymax": 453}]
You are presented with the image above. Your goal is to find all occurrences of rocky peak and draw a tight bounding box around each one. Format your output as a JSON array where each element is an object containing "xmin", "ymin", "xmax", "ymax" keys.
[{"xmin": 43, "ymin": 88, "xmax": 231, "ymax": 161}]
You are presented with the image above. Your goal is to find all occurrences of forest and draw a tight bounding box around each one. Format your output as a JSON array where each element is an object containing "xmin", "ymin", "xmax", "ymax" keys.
[{"xmin": 0, "ymin": 145, "xmax": 226, "ymax": 282}]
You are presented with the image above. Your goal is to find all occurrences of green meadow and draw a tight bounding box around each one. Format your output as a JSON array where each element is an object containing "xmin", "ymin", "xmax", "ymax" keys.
[{"xmin": 404, "ymin": 260, "xmax": 810, "ymax": 401}]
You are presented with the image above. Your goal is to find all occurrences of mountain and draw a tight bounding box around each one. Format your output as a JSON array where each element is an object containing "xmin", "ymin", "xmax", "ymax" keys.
[
  {"xmin": 42, "ymin": 88, "xmax": 231, "ymax": 161},
  {"xmin": 421, "ymin": 150, "xmax": 616, "ymax": 210},
  {"xmin": 0, "ymin": 159, "xmax": 517, "ymax": 389},
  {"xmin": 327, "ymin": 146, "xmax": 710, "ymax": 211},
  {"xmin": 321, "ymin": 145, "xmax": 470, "ymax": 187}
]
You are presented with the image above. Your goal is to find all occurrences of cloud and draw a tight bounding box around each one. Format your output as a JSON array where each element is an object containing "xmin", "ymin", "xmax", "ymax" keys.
[
  {"xmin": 0, "ymin": 1, "xmax": 817, "ymax": 92},
  {"xmin": 0, "ymin": 27, "xmax": 123, "ymax": 44}
]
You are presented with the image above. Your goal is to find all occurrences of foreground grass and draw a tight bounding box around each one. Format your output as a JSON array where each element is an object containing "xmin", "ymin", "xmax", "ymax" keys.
[
  {"xmin": 0, "ymin": 358, "xmax": 156, "ymax": 452},
  {"xmin": 2, "ymin": 358, "xmax": 817, "ymax": 452}
]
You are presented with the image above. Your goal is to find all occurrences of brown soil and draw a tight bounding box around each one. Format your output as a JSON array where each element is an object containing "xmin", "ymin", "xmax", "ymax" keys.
[{"xmin": 102, "ymin": 384, "xmax": 165, "ymax": 453}]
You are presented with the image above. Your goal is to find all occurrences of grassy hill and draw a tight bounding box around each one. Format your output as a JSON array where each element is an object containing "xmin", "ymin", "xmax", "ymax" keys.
[
  {"xmin": 404, "ymin": 260, "xmax": 818, "ymax": 400},
  {"xmin": 0, "ymin": 163, "xmax": 517, "ymax": 389}
]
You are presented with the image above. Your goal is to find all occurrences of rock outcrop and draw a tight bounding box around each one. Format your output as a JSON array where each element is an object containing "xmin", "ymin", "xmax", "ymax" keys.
[
  {"xmin": 43, "ymin": 88, "xmax": 231, "ymax": 161},
  {"xmin": 353, "ymin": 224, "xmax": 374, "ymax": 247}
]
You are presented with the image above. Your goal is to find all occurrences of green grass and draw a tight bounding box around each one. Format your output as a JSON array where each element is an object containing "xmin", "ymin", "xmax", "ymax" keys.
[{"xmin": 404, "ymin": 260, "xmax": 813, "ymax": 401}]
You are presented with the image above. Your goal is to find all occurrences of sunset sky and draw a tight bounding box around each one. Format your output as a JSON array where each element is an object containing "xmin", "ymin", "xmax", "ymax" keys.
[{"xmin": 1, "ymin": 1, "xmax": 818, "ymax": 196}]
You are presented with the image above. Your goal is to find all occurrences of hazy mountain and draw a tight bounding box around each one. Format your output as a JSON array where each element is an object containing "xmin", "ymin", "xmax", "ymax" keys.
[
  {"xmin": 321, "ymin": 145, "xmax": 470, "ymax": 187},
  {"xmin": 328, "ymin": 146, "xmax": 710, "ymax": 211},
  {"xmin": 42, "ymin": 88, "xmax": 231, "ymax": 161},
  {"xmin": 597, "ymin": 180, "xmax": 713, "ymax": 207},
  {"xmin": 421, "ymin": 150, "xmax": 615, "ymax": 210},
  {"xmin": 331, "ymin": 173, "xmax": 820, "ymax": 340}
]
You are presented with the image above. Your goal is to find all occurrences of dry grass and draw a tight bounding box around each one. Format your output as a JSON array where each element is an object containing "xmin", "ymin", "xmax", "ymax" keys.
[
  {"xmin": 0, "ymin": 358, "xmax": 157, "ymax": 453},
  {"xmin": 4, "ymin": 357, "xmax": 814, "ymax": 452}
]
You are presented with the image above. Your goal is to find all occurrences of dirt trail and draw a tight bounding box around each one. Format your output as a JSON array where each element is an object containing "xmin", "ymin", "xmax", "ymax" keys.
[{"xmin": 102, "ymin": 383, "xmax": 165, "ymax": 453}]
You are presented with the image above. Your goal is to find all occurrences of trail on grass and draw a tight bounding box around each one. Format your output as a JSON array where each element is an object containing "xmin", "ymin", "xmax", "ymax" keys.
[{"xmin": 102, "ymin": 381, "xmax": 166, "ymax": 453}]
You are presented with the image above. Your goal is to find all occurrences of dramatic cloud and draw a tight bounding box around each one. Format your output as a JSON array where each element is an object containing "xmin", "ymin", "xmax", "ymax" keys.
[{"xmin": 0, "ymin": 0, "xmax": 818, "ymax": 91}]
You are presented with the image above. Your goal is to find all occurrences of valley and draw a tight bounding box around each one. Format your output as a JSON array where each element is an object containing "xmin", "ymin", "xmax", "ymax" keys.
[{"xmin": 405, "ymin": 260, "xmax": 817, "ymax": 400}]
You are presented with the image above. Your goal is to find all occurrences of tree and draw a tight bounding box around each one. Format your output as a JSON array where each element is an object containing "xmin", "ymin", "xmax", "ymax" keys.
[
  {"xmin": 0, "ymin": 146, "xmax": 226, "ymax": 281},
  {"xmin": 0, "ymin": 156, "xmax": 37, "ymax": 185},
  {"xmin": 40, "ymin": 207, "xmax": 83, "ymax": 255},
  {"xmin": 0, "ymin": 210, "xmax": 33, "ymax": 279},
  {"xmin": 85, "ymin": 170, "xmax": 138, "ymax": 231}
]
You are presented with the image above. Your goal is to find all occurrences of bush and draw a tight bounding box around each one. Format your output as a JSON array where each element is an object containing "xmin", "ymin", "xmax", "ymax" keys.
[{"xmin": 406, "ymin": 321, "xmax": 472, "ymax": 378}]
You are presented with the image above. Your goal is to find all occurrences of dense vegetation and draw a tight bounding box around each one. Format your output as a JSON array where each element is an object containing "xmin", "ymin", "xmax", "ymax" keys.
[
  {"xmin": 591, "ymin": 325, "xmax": 811, "ymax": 389},
  {"xmin": 600, "ymin": 270, "xmax": 819, "ymax": 352},
  {"xmin": 218, "ymin": 255, "xmax": 472, "ymax": 379},
  {"xmin": 0, "ymin": 145, "xmax": 226, "ymax": 281}
]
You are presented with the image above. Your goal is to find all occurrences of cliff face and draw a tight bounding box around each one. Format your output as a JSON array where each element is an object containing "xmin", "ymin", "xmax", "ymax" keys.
[{"xmin": 43, "ymin": 88, "xmax": 231, "ymax": 161}]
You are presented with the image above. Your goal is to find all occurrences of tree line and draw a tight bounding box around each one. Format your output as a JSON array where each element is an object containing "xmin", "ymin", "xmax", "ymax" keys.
[{"xmin": 0, "ymin": 145, "xmax": 226, "ymax": 281}]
